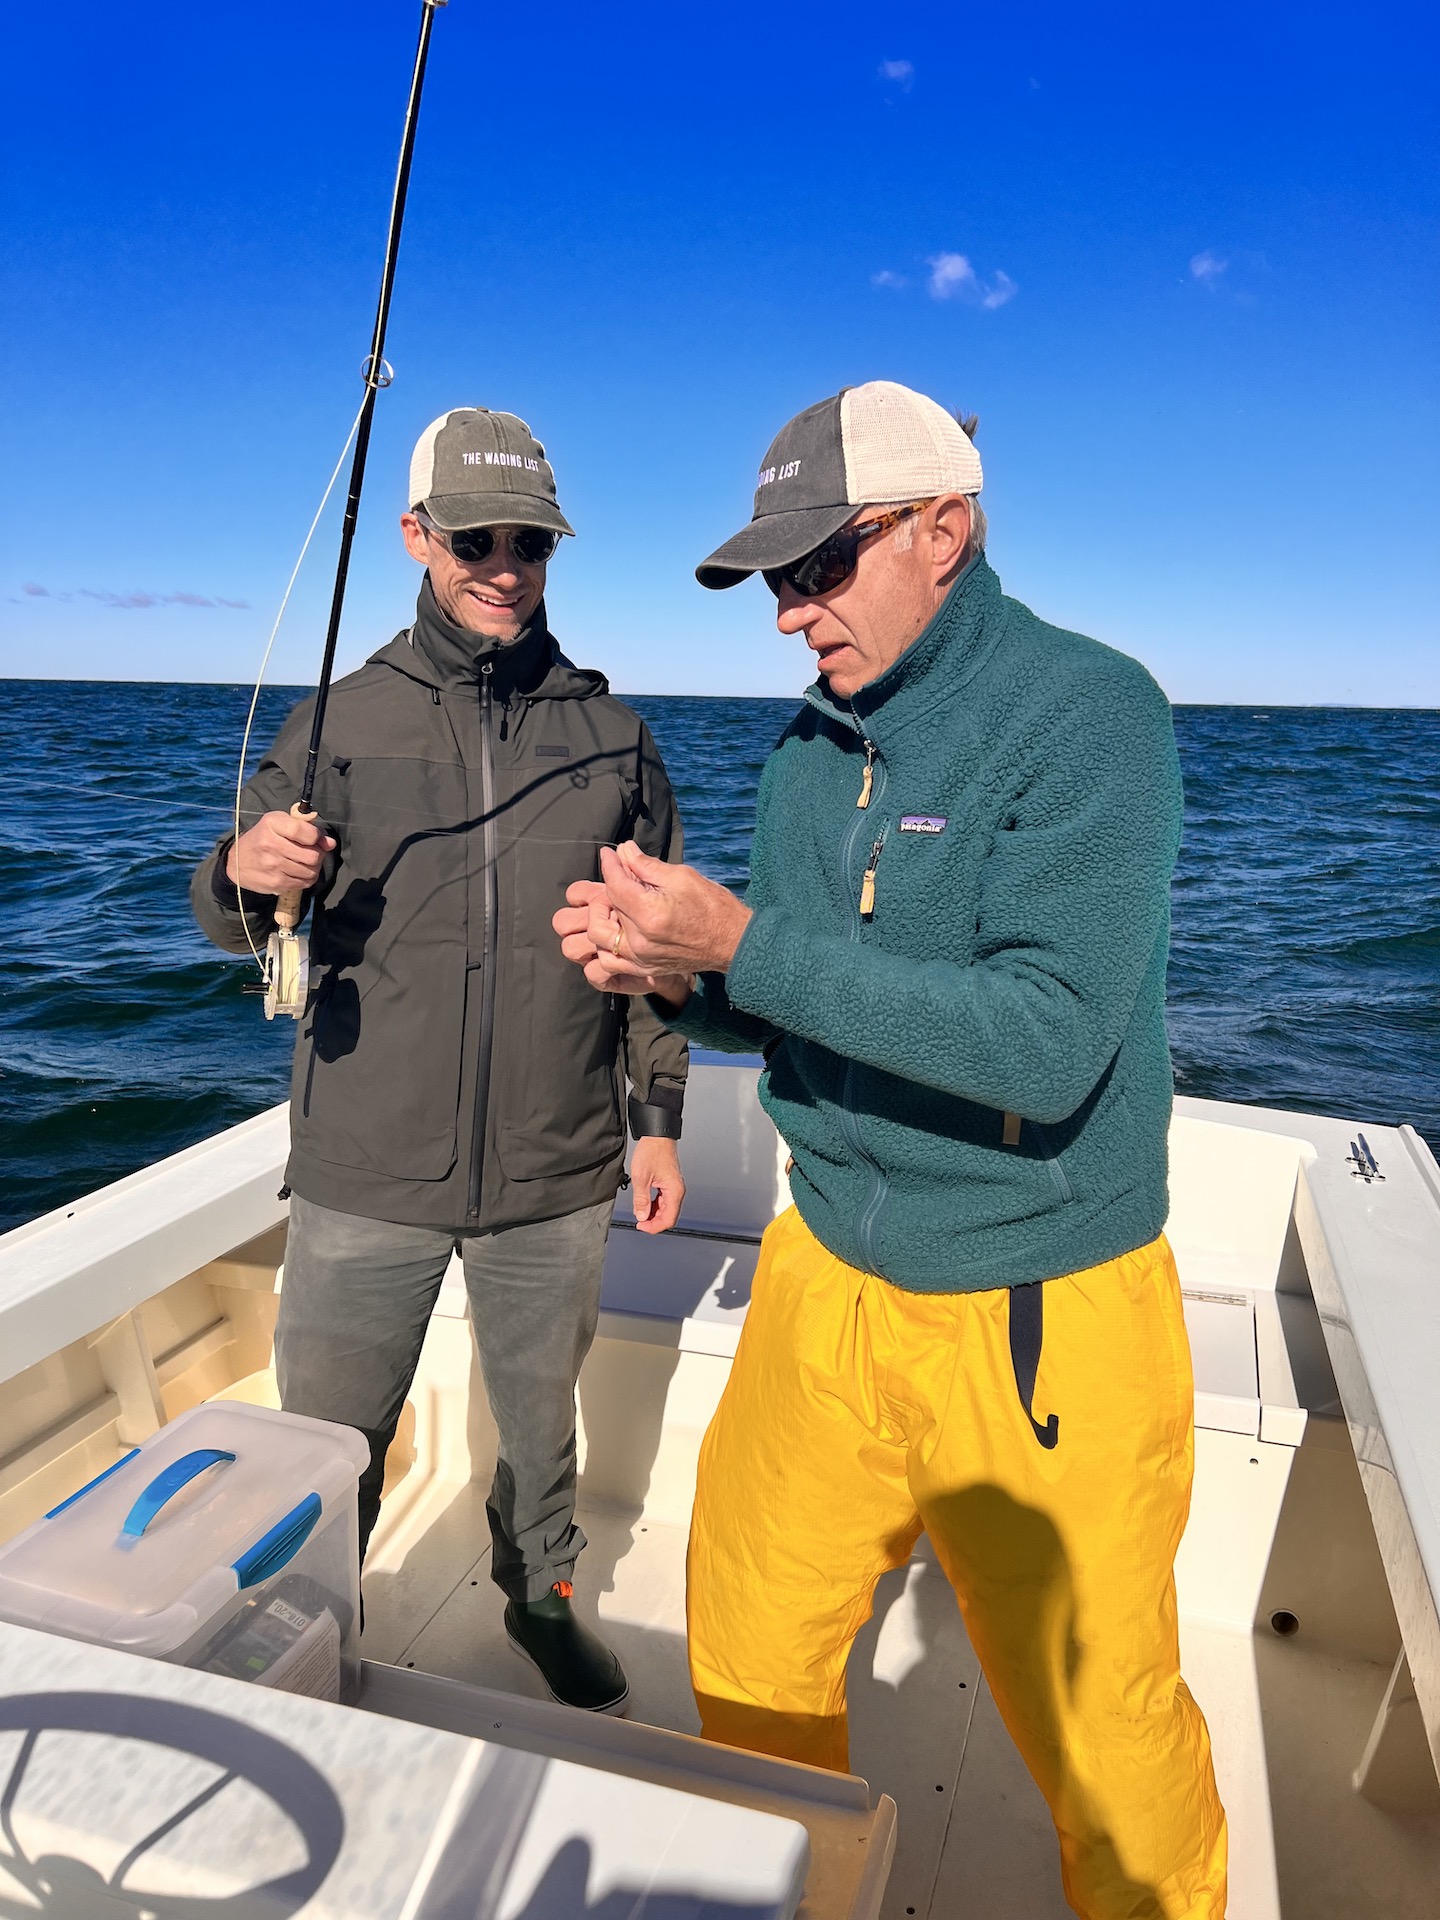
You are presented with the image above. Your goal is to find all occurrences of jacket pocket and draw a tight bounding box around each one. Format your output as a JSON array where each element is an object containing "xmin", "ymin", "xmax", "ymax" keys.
[
  {"xmin": 1030, "ymin": 1120, "xmax": 1075, "ymax": 1202},
  {"xmin": 508, "ymin": 826, "xmax": 616, "ymax": 948},
  {"xmin": 496, "ymin": 945, "xmax": 625, "ymax": 1183},
  {"xmin": 290, "ymin": 937, "xmax": 466, "ymax": 1180}
]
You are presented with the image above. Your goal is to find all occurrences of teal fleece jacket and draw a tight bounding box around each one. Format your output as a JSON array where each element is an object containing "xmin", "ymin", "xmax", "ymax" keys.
[{"xmin": 668, "ymin": 554, "xmax": 1183, "ymax": 1294}]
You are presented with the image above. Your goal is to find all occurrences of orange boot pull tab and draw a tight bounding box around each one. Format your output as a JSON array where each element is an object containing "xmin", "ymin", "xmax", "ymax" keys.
[{"xmin": 856, "ymin": 740, "xmax": 877, "ymax": 809}]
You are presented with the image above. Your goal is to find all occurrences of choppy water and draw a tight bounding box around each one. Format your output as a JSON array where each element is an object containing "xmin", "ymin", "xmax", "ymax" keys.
[{"xmin": 1, "ymin": 682, "xmax": 1436, "ymax": 1233}]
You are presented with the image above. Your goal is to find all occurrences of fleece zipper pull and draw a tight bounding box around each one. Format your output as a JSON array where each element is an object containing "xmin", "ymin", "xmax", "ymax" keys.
[
  {"xmin": 859, "ymin": 832, "xmax": 886, "ymax": 919},
  {"xmin": 856, "ymin": 739, "xmax": 877, "ymax": 809}
]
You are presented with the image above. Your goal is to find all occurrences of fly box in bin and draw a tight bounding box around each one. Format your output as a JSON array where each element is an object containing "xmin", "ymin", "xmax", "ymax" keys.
[{"xmin": 0, "ymin": 1402, "xmax": 368, "ymax": 1703}]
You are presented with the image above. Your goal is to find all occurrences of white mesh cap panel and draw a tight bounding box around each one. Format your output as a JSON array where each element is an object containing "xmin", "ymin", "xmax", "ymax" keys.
[
  {"xmin": 408, "ymin": 413, "xmax": 451, "ymax": 507},
  {"xmin": 409, "ymin": 408, "xmax": 543, "ymax": 509},
  {"xmin": 840, "ymin": 381, "xmax": 983, "ymax": 504}
]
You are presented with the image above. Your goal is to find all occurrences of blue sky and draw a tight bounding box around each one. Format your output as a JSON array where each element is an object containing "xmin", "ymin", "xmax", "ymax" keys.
[{"xmin": 2, "ymin": 1, "xmax": 1435, "ymax": 703}]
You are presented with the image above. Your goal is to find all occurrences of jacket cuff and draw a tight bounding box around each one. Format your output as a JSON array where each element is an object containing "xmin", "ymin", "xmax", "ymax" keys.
[
  {"xmin": 211, "ymin": 840, "xmax": 276, "ymax": 913},
  {"xmin": 628, "ymin": 1085, "xmax": 683, "ymax": 1141}
]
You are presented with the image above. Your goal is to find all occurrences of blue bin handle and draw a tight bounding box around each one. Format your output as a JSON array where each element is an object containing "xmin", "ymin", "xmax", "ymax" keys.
[
  {"xmin": 233, "ymin": 1493, "xmax": 322, "ymax": 1589},
  {"xmin": 121, "ymin": 1448, "xmax": 236, "ymax": 1539}
]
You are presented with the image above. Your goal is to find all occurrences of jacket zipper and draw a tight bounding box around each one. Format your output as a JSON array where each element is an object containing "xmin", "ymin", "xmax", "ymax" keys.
[
  {"xmin": 856, "ymin": 738, "xmax": 877, "ymax": 808},
  {"xmin": 836, "ymin": 733, "xmax": 890, "ymax": 1270},
  {"xmin": 466, "ymin": 663, "xmax": 500, "ymax": 1222},
  {"xmin": 859, "ymin": 830, "xmax": 886, "ymax": 919}
]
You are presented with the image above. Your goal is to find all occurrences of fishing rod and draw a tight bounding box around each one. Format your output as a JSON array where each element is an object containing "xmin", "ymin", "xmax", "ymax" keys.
[{"xmin": 262, "ymin": 0, "xmax": 447, "ymax": 1019}]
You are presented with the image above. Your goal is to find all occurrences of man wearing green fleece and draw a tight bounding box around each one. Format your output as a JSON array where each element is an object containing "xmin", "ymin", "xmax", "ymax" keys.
[{"xmin": 554, "ymin": 381, "xmax": 1227, "ymax": 1919}]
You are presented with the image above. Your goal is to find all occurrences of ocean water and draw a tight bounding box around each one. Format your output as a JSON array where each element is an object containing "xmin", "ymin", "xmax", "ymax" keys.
[{"xmin": 1, "ymin": 681, "xmax": 1436, "ymax": 1235}]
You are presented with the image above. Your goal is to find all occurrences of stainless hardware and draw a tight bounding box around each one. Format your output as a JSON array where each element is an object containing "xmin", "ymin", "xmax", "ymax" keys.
[{"xmin": 1347, "ymin": 1134, "xmax": 1385, "ymax": 1183}]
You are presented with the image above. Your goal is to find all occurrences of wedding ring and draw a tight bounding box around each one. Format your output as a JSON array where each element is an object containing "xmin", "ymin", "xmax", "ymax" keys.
[{"xmin": 611, "ymin": 927, "xmax": 624, "ymax": 956}]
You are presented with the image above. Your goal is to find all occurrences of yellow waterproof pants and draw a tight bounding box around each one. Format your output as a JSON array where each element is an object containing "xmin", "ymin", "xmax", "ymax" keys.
[{"xmin": 687, "ymin": 1208, "xmax": 1227, "ymax": 1920}]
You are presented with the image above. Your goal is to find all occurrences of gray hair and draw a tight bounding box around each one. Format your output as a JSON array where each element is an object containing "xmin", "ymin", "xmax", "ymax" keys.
[
  {"xmin": 965, "ymin": 495, "xmax": 988, "ymax": 553},
  {"xmin": 954, "ymin": 410, "xmax": 987, "ymax": 554}
]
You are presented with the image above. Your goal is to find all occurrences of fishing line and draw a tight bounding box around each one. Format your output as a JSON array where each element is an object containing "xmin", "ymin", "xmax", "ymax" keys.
[
  {"xmin": 232, "ymin": 394, "xmax": 368, "ymax": 980},
  {"xmin": 233, "ymin": 0, "xmax": 447, "ymax": 1020}
]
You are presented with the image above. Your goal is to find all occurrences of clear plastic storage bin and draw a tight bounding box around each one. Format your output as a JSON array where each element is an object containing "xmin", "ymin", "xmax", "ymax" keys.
[{"xmin": 0, "ymin": 1402, "xmax": 368, "ymax": 1702}]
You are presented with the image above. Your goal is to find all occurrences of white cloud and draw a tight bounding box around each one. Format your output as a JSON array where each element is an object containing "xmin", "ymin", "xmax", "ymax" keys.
[
  {"xmin": 928, "ymin": 252, "xmax": 976, "ymax": 298},
  {"xmin": 19, "ymin": 582, "xmax": 251, "ymax": 610},
  {"xmin": 926, "ymin": 252, "xmax": 1017, "ymax": 308},
  {"xmin": 878, "ymin": 59, "xmax": 914, "ymax": 87},
  {"xmin": 1190, "ymin": 250, "xmax": 1228, "ymax": 285},
  {"xmin": 871, "ymin": 269, "xmax": 909, "ymax": 290}
]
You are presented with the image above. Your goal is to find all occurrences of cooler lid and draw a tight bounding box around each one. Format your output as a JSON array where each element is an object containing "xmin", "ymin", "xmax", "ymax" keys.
[{"xmin": 0, "ymin": 1402, "xmax": 366, "ymax": 1653}]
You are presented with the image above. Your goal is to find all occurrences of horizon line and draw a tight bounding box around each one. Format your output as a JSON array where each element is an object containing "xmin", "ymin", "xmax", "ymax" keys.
[{"xmin": 1, "ymin": 674, "xmax": 1437, "ymax": 715}]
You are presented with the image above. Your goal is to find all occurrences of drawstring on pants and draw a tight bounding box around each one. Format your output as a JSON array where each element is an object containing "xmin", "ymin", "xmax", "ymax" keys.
[{"xmin": 1008, "ymin": 1281, "xmax": 1060, "ymax": 1449}]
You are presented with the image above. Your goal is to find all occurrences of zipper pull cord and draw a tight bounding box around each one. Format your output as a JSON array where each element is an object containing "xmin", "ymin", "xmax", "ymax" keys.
[
  {"xmin": 859, "ymin": 832, "xmax": 886, "ymax": 920},
  {"xmin": 857, "ymin": 738, "xmax": 877, "ymax": 809}
]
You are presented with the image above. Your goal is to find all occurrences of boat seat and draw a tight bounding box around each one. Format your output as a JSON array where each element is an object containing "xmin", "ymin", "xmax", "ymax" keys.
[
  {"xmin": 595, "ymin": 1106, "xmax": 1343, "ymax": 1451},
  {"xmin": 600, "ymin": 1223, "xmax": 757, "ymax": 1358}
]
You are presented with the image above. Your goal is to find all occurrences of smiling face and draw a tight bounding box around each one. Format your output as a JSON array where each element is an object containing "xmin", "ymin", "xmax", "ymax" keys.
[
  {"xmin": 773, "ymin": 494, "xmax": 975, "ymax": 699},
  {"xmin": 400, "ymin": 512, "xmax": 547, "ymax": 640}
]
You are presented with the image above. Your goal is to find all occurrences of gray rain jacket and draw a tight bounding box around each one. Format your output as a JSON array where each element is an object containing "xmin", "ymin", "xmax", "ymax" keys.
[{"xmin": 191, "ymin": 577, "xmax": 687, "ymax": 1230}]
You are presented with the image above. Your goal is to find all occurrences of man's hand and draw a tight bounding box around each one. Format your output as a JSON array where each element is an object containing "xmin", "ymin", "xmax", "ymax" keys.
[
  {"xmin": 629, "ymin": 1135, "xmax": 685, "ymax": 1234},
  {"xmin": 226, "ymin": 812, "xmax": 336, "ymax": 895},
  {"xmin": 553, "ymin": 879, "xmax": 691, "ymax": 1003},
  {"xmin": 552, "ymin": 843, "xmax": 751, "ymax": 996}
]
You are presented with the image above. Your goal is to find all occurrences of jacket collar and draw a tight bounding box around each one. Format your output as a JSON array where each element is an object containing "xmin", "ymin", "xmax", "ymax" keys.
[
  {"xmin": 803, "ymin": 552, "xmax": 1004, "ymax": 745},
  {"xmin": 369, "ymin": 574, "xmax": 609, "ymax": 703},
  {"xmin": 410, "ymin": 572, "xmax": 553, "ymax": 698}
]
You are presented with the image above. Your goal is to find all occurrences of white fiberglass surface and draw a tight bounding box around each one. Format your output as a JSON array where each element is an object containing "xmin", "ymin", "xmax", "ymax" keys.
[{"xmin": 366, "ymin": 1485, "xmax": 1440, "ymax": 1920}]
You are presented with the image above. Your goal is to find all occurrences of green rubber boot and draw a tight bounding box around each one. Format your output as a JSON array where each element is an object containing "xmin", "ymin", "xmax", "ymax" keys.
[{"xmin": 503, "ymin": 1581, "xmax": 629, "ymax": 1714}]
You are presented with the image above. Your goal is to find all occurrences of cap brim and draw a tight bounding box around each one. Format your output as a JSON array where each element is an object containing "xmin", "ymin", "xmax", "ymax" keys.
[
  {"xmin": 695, "ymin": 502, "xmax": 856, "ymax": 590},
  {"xmin": 421, "ymin": 492, "xmax": 575, "ymax": 537}
]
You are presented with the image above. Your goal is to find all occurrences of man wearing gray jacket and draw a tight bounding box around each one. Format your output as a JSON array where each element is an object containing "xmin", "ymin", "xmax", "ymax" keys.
[{"xmin": 191, "ymin": 407, "xmax": 687, "ymax": 1713}]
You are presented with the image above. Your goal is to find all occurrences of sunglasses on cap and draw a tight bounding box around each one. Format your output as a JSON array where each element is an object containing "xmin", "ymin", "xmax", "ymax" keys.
[
  {"xmin": 413, "ymin": 510, "xmax": 560, "ymax": 567},
  {"xmin": 763, "ymin": 501, "xmax": 929, "ymax": 600}
]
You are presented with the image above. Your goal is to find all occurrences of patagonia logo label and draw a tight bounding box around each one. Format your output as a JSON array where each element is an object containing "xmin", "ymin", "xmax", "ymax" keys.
[
  {"xmin": 534, "ymin": 745, "xmax": 570, "ymax": 760},
  {"xmin": 899, "ymin": 814, "xmax": 947, "ymax": 834}
]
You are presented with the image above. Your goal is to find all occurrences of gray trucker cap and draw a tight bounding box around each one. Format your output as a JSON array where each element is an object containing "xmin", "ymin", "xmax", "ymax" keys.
[
  {"xmin": 697, "ymin": 380, "xmax": 983, "ymax": 588},
  {"xmin": 409, "ymin": 408, "xmax": 575, "ymax": 536}
]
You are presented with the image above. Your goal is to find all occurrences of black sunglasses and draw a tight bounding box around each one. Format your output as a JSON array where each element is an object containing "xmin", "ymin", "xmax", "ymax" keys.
[
  {"xmin": 762, "ymin": 502, "xmax": 928, "ymax": 599},
  {"xmin": 414, "ymin": 511, "xmax": 560, "ymax": 567}
]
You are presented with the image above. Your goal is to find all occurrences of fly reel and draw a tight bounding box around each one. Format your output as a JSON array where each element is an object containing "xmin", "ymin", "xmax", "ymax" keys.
[
  {"xmin": 263, "ymin": 868, "xmax": 310, "ymax": 1021},
  {"xmin": 263, "ymin": 926, "xmax": 309, "ymax": 1021}
]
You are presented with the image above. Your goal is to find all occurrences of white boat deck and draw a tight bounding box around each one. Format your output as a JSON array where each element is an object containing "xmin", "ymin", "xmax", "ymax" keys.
[
  {"xmin": 355, "ymin": 1376, "xmax": 1440, "ymax": 1919},
  {"xmin": 376, "ymin": 1516, "xmax": 1440, "ymax": 1919},
  {"xmin": 2, "ymin": 1063, "xmax": 1440, "ymax": 1916}
]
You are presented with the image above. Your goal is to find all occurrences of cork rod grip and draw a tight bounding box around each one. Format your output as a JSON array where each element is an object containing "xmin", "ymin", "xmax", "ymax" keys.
[{"xmin": 275, "ymin": 801, "xmax": 320, "ymax": 932}]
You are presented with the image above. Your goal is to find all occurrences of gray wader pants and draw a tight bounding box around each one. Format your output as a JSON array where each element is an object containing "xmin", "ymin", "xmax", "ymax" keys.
[{"xmin": 275, "ymin": 1192, "xmax": 612, "ymax": 1602}]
